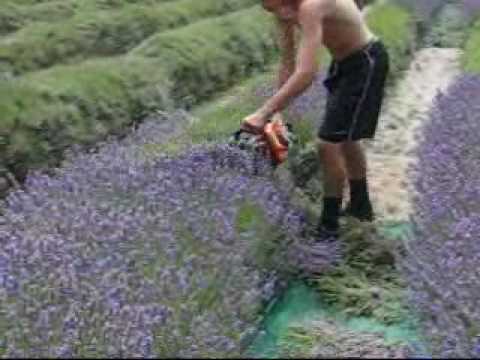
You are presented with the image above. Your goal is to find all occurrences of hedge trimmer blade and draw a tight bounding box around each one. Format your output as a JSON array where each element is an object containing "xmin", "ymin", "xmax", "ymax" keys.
[{"xmin": 229, "ymin": 129, "xmax": 265, "ymax": 152}]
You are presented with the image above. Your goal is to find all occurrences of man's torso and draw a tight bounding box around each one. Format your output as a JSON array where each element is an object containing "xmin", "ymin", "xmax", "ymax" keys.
[{"xmin": 298, "ymin": 0, "xmax": 375, "ymax": 61}]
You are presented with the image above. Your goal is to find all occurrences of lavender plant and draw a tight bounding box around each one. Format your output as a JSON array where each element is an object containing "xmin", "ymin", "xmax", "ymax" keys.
[
  {"xmin": 254, "ymin": 72, "xmax": 328, "ymax": 128},
  {"xmin": 0, "ymin": 111, "xmax": 341, "ymax": 358},
  {"xmin": 424, "ymin": 2, "xmax": 471, "ymax": 48},
  {"xmin": 398, "ymin": 74, "xmax": 480, "ymax": 358},
  {"xmin": 394, "ymin": 0, "xmax": 445, "ymax": 21},
  {"xmin": 254, "ymin": 72, "xmax": 328, "ymax": 189},
  {"xmin": 461, "ymin": 0, "xmax": 480, "ymax": 21},
  {"xmin": 393, "ymin": 0, "xmax": 445, "ymax": 44}
]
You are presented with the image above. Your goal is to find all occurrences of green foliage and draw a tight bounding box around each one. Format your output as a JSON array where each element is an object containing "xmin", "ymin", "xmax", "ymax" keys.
[
  {"xmin": 0, "ymin": 0, "xmax": 178, "ymax": 35},
  {"xmin": 0, "ymin": 0, "xmax": 257, "ymax": 75},
  {"xmin": 132, "ymin": 6, "xmax": 278, "ymax": 105},
  {"xmin": 0, "ymin": 57, "xmax": 172, "ymax": 175},
  {"xmin": 463, "ymin": 18, "xmax": 480, "ymax": 73},
  {"xmin": 308, "ymin": 221, "xmax": 412, "ymax": 326},
  {"xmin": 236, "ymin": 200, "xmax": 292, "ymax": 273},
  {"xmin": 140, "ymin": 66, "xmax": 276, "ymax": 158},
  {"xmin": 188, "ymin": 70, "xmax": 274, "ymax": 143},
  {"xmin": 0, "ymin": 1, "xmax": 77, "ymax": 34},
  {"xmin": 424, "ymin": 3, "xmax": 470, "ymax": 48},
  {"xmin": 0, "ymin": 5, "xmax": 277, "ymax": 178},
  {"xmin": 367, "ymin": 2, "xmax": 415, "ymax": 80}
]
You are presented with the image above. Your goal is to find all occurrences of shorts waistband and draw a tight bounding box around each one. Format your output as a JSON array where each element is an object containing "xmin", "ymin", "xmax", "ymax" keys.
[{"xmin": 332, "ymin": 37, "xmax": 381, "ymax": 68}]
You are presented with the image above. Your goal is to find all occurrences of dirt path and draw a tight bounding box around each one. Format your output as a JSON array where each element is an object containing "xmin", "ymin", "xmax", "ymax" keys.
[{"xmin": 365, "ymin": 48, "xmax": 462, "ymax": 222}]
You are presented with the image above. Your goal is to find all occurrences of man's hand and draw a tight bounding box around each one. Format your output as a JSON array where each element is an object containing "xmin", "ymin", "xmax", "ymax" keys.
[
  {"xmin": 240, "ymin": 109, "xmax": 271, "ymax": 135},
  {"xmin": 240, "ymin": 110, "xmax": 287, "ymax": 135}
]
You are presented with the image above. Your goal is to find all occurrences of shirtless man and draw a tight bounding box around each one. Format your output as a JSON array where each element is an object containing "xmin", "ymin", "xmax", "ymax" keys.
[{"xmin": 241, "ymin": 0, "xmax": 389, "ymax": 239}]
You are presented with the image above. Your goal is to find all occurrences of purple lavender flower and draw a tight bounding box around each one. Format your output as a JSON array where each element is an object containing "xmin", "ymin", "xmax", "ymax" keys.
[
  {"xmin": 462, "ymin": 0, "xmax": 480, "ymax": 19},
  {"xmin": 398, "ymin": 74, "xmax": 480, "ymax": 358},
  {"xmin": 0, "ymin": 110, "xmax": 340, "ymax": 357},
  {"xmin": 255, "ymin": 72, "xmax": 328, "ymax": 123}
]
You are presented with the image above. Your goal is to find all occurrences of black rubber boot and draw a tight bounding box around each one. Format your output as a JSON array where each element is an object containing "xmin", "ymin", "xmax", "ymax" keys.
[
  {"xmin": 317, "ymin": 197, "xmax": 341, "ymax": 240},
  {"xmin": 339, "ymin": 201, "xmax": 375, "ymax": 222},
  {"xmin": 340, "ymin": 178, "xmax": 375, "ymax": 222}
]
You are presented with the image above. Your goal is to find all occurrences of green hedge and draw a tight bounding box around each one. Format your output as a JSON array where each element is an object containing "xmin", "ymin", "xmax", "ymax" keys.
[
  {"xmin": 463, "ymin": 18, "xmax": 480, "ymax": 73},
  {"xmin": 131, "ymin": 6, "xmax": 277, "ymax": 104},
  {"xmin": 367, "ymin": 1, "xmax": 415, "ymax": 81},
  {"xmin": 0, "ymin": 1, "xmax": 178, "ymax": 35},
  {"xmin": 1, "ymin": 0, "xmax": 57, "ymax": 5},
  {"xmin": 0, "ymin": 57, "xmax": 172, "ymax": 176},
  {"xmin": 1, "ymin": 0, "xmax": 174, "ymax": 8},
  {"xmin": 0, "ymin": 5, "xmax": 277, "ymax": 177},
  {"xmin": 0, "ymin": 0, "xmax": 256, "ymax": 75},
  {"xmin": 0, "ymin": 2, "xmax": 76, "ymax": 34}
]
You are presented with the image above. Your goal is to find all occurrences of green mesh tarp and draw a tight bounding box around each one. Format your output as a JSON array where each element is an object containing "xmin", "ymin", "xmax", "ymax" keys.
[
  {"xmin": 247, "ymin": 221, "xmax": 430, "ymax": 358},
  {"xmin": 247, "ymin": 281, "xmax": 425, "ymax": 358}
]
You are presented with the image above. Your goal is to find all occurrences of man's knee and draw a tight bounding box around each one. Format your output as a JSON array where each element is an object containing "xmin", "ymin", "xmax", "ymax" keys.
[
  {"xmin": 316, "ymin": 138, "xmax": 343, "ymax": 156},
  {"xmin": 341, "ymin": 140, "xmax": 364, "ymax": 157}
]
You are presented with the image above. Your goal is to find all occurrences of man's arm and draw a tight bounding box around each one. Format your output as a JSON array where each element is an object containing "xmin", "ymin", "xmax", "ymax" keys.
[
  {"xmin": 276, "ymin": 18, "xmax": 296, "ymax": 89},
  {"xmin": 258, "ymin": 0, "xmax": 329, "ymax": 119}
]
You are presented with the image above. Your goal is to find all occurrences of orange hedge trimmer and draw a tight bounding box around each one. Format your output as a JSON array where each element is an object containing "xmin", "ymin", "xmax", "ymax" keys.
[{"xmin": 230, "ymin": 114, "xmax": 295, "ymax": 166}]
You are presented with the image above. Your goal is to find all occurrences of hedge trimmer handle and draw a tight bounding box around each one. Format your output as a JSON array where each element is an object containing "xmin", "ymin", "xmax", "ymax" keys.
[{"xmin": 230, "ymin": 117, "xmax": 296, "ymax": 166}]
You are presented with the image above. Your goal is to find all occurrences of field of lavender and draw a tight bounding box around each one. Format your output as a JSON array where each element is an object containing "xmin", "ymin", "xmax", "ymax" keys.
[{"xmin": 1, "ymin": 0, "xmax": 480, "ymax": 358}]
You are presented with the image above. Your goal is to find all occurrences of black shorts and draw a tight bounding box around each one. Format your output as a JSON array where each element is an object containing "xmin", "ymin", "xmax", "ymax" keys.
[{"xmin": 318, "ymin": 39, "xmax": 389, "ymax": 143}]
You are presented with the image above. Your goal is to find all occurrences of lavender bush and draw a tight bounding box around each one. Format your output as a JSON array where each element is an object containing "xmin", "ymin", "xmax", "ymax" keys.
[
  {"xmin": 398, "ymin": 74, "xmax": 480, "ymax": 358},
  {"xmin": 423, "ymin": 2, "xmax": 472, "ymax": 48},
  {"xmin": 394, "ymin": 0, "xmax": 445, "ymax": 21},
  {"xmin": 462, "ymin": 0, "xmax": 480, "ymax": 21},
  {"xmin": 0, "ymin": 111, "xmax": 341, "ymax": 358},
  {"xmin": 255, "ymin": 72, "xmax": 328, "ymax": 126},
  {"xmin": 394, "ymin": 0, "xmax": 445, "ymax": 43},
  {"xmin": 397, "ymin": 0, "xmax": 480, "ymax": 33},
  {"xmin": 254, "ymin": 72, "xmax": 328, "ymax": 189}
]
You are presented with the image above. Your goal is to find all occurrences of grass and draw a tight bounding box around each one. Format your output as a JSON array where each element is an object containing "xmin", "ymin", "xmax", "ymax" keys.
[
  {"xmin": 463, "ymin": 17, "xmax": 480, "ymax": 73},
  {"xmin": 366, "ymin": 1, "xmax": 415, "ymax": 80},
  {"xmin": 139, "ymin": 67, "xmax": 275, "ymax": 160}
]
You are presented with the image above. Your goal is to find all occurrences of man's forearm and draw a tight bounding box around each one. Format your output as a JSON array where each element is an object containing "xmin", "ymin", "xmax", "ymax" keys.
[
  {"xmin": 261, "ymin": 70, "xmax": 315, "ymax": 118},
  {"xmin": 277, "ymin": 61, "xmax": 295, "ymax": 89}
]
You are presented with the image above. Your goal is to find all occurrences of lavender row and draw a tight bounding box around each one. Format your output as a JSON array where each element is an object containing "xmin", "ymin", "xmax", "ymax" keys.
[
  {"xmin": 394, "ymin": 0, "xmax": 445, "ymax": 21},
  {"xmin": 0, "ymin": 110, "xmax": 341, "ymax": 358},
  {"xmin": 396, "ymin": 0, "xmax": 480, "ymax": 23},
  {"xmin": 398, "ymin": 74, "xmax": 480, "ymax": 358},
  {"xmin": 461, "ymin": 0, "xmax": 480, "ymax": 22},
  {"xmin": 254, "ymin": 72, "xmax": 328, "ymax": 126}
]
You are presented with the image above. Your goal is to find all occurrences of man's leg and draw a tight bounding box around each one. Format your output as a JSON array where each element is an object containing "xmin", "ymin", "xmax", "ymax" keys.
[
  {"xmin": 316, "ymin": 139, "xmax": 346, "ymax": 235},
  {"xmin": 341, "ymin": 140, "xmax": 374, "ymax": 221}
]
